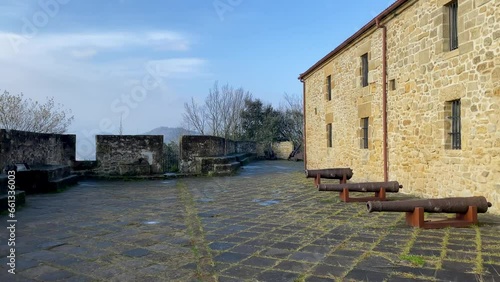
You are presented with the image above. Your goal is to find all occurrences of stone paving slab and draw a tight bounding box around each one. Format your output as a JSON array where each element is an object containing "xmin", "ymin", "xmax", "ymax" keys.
[{"xmin": 0, "ymin": 160, "xmax": 499, "ymax": 281}]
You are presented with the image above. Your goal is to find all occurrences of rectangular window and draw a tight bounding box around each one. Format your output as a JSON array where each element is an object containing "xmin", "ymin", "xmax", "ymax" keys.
[
  {"xmin": 326, "ymin": 75, "xmax": 332, "ymax": 101},
  {"xmin": 361, "ymin": 53, "xmax": 369, "ymax": 87},
  {"xmin": 449, "ymin": 99, "xmax": 461, "ymax": 149},
  {"xmin": 448, "ymin": 0, "xmax": 458, "ymax": 50},
  {"xmin": 389, "ymin": 79, "xmax": 396, "ymax": 91},
  {"xmin": 327, "ymin": 123, "xmax": 332, "ymax": 147},
  {"xmin": 361, "ymin": 117, "xmax": 369, "ymax": 149}
]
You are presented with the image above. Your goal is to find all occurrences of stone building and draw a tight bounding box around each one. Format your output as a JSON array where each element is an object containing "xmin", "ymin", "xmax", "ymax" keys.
[{"xmin": 299, "ymin": 0, "xmax": 499, "ymax": 213}]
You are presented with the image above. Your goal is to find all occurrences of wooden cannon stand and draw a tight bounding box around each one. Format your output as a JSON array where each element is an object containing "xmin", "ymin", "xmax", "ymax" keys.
[
  {"xmin": 405, "ymin": 206, "xmax": 478, "ymax": 229},
  {"xmin": 314, "ymin": 173, "xmax": 347, "ymax": 186},
  {"xmin": 339, "ymin": 187, "xmax": 387, "ymax": 203},
  {"xmin": 315, "ymin": 174, "xmax": 387, "ymax": 202}
]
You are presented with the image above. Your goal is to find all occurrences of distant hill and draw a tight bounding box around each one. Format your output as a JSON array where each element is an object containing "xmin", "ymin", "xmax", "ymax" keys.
[{"xmin": 143, "ymin": 127, "xmax": 198, "ymax": 143}]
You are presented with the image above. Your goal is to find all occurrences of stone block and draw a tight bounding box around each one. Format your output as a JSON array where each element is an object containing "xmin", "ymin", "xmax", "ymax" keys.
[
  {"xmin": 118, "ymin": 163, "xmax": 151, "ymax": 176},
  {"xmin": 96, "ymin": 135, "xmax": 164, "ymax": 175},
  {"xmin": 358, "ymin": 103, "xmax": 371, "ymax": 118}
]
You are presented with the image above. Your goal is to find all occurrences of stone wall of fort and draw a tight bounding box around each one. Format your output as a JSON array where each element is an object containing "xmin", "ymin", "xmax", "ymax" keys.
[
  {"xmin": 303, "ymin": 0, "xmax": 499, "ymax": 213},
  {"xmin": 95, "ymin": 135, "xmax": 164, "ymax": 175},
  {"xmin": 0, "ymin": 129, "xmax": 76, "ymax": 169}
]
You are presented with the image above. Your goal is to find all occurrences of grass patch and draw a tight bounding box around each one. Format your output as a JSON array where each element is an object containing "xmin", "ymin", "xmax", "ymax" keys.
[
  {"xmin": 293, "ymin": 273, "xmax": 306, "ymax": 282},
  {"xmin": 400, "ymin": 254, "xmax": 426, "ymax": 267},
  {"xmin": 474, "ymin": 225, "xmax": 483, "ymax": 274},
  {"xmin": 437, "ymin": 228, "xmax": 450, "ymax": 269},
  {"xmin": 318, "ymin": 198, "xmax": 335, "ymax": 204},
  {"xmin": 177, "ymin": 181, "xmax": 216, "ymax": 282},
  {"xmin": 401, "ymin": 227, "xmax": 421, "ymax": 255}
]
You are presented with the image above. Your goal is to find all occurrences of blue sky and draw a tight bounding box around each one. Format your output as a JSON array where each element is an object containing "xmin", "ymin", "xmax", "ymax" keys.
[{"xmin": 0, "ymin": 0, "xmax": 394, "ymax": 159}]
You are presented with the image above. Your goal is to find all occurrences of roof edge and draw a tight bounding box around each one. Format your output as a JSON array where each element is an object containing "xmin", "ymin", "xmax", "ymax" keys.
[{"xmin": 298, "ymin": 0, "xmax": 409, "ymax": 81}]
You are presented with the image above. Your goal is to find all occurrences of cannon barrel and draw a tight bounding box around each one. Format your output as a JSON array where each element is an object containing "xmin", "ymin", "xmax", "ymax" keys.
[
  {"xmin": 367, "ymin": 196, "xmax": 492, "ymax": 214},
  {"xmin": 305, "ymin": 168, "xmax": 353, "ymax": 180},
  {"xmin": 319, "ymin": 181, "xmax": 402, "ymax": 192}
]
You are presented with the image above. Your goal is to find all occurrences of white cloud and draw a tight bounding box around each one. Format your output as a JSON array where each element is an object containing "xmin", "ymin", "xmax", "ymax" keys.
[
  {"xmin": 70, "ymin": 48, "xmax": 98, "ymax": 59},
  {"xmin": 145, "ymin": 31, "xmax": 190, "ymax": 51},
  {"xmin": 0, "ymin": 30, "xmax": 192, "ymax": 58},
  {"xmin": 0, "ymin": 29, "xmax": 209, "ymax": 160},
  {"xmin": 148, "ymin": 58, "xmax": 206, "ymax": 77}
]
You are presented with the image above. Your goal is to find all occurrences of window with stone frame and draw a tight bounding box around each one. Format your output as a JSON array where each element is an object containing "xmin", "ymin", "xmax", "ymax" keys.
[
  {"xmin": 445, "ymin": 99, "xmax": 461, "ymax": 149},
  {"xmin": 326, "ymin": 75, "xmax": 332, "ymax": 101},
  {"xmin": 361, "ymin": 53, "xmax": 369, "ymax": 87},
  {"xmin": 360, "ymin": 117, "xmax": 369, "ymax": 149},
  {"xmin": 443, "ymin": 0, "xmax": 459, "ymax": 51},
  {"xmin": 327, "ymin": 123, "xmax": 333, "ymax": 147},
  {"xmin": 448, "ymin": 0, "xmax": 459, "ymax": 50}
]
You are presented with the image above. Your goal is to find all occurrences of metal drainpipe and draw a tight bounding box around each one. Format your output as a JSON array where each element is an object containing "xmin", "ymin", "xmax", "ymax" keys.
[
  {"xmin": 376, "ymin": 17, "xmax": 389, "ymax": 182},
  {"xmin": 301, "ymin": 79, "xmax": 307, "ymax": 169}
]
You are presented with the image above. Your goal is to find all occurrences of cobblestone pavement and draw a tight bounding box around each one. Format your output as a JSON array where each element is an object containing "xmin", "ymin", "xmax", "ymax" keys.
[{"xmin": 1, "ymin": 160, "xmax": 499, "ymax": 281}]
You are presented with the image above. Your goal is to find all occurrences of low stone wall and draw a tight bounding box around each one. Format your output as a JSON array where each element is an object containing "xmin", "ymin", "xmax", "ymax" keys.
[
  {"xmin": 236, "ymin": 141, "xmax": 257, "ymax": 155},
  {"xmin": 0, "ymin": 129, "xmax": 76, "ymax": 169},
  {"xmin": 180, "ymin": 135, "xmax": 256, "ymax": 174},
  {"xmin": 71, "ymin": 160, "xmax": 98, "ymax": 171},
  {"xmin": 256, "ymin": 141, "xmax": 295, "ymax": 159},
  {"xmin": 273, "ymin": 141, "xmax": 294, "ymax": 160},
  {"xmin": 95, "ymin": 135, "xmax": 163, "ymax": 175},
  {"xmin": 181, "ymin": 135, "xmax": 232, "ymax": 159}
]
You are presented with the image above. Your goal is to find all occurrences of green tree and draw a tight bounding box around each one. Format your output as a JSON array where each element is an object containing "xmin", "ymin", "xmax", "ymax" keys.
[
  {"xmin": 241, "ymin": 98, "xmax": 286, "ymax": 146},
  {"xmin": 163, "ymin": 141, "xmax": 180, "ymax": 172}
]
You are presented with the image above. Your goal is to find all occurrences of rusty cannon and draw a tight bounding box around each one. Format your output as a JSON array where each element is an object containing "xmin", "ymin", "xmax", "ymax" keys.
[
  {"xmin": 319, "ymin": 181, "xmax": 402, "ymax": 202},
  {"xmin": 367, "ymin": 196, "xmax": 492, "ymax": 229},
  {"xmin": 319, "ymin": 181, "xmax": 402, "ymax": 192},
  {"xmin": 305, "ymin": 168, "xmax": 353, "ymax": 186}
]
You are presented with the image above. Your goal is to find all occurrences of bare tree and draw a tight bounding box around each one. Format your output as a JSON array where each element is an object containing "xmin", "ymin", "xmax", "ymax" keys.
[
  {"xmin": 0, "ymin": 90, "xmax": 74, "ymax": 134},
  {"xmin": 205, "ymin": 81, "xmax": 223, "ymax": 136},
  {"xmin": 188, "ymin": 81, "xmax": 250, "ymax": 139},
  {"xmin": 217, "ymin": 84, "xmax": 251, "ymax": 140},
  {"xmin": 228, "ymin": 87, "xmax": 250, "ymax": 138},
  {"xmin": 280, "ymin": 92, "xmax": 303, "ymax": 148},
  {"xmin": 182, "ymin": 97, "xmax": 206, "ymax": 135},
  {"xmin": 182, "ymin": 81, "xmax": 251, "ymax": 153}
]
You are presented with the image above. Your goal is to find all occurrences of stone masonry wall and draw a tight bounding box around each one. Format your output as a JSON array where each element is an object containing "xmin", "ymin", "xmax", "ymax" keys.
[
  {"xmin": 386, "ymin": 0, "xmax": 499, "ymax": 211},
  {"xmin": 0, "ymin": 129, "xmax": 76, "ymax": 169},
  {"xmin": 303, "ymin": 0, "xmax": 499, "ymax": 213},
  {"xmin": 273, "ymin": 141, "xmax": 294, "ymax": 160},
  {"xmin": 236, "ymin": 141, "xmax": 257, "ymax": 155},
  {"xmin": 256, "ymin": 141, "xmax": 295, "ymax": 159},
  {"xmin": 180, "ymin": 135, "xmax": 256, "ymax": 173},
  {"xmin": 255, "ymin": 141, "xmax": 294, "ymax": 159},
  {"xmin": 95, "ymin": 135, "xmax": 163, "ymax": 175},
  {"xmin": 181, "ymin": 135, "xmax": 236, "ymax": 160},
  {"xmin": 304, "ymin": 26, "xmax": 385, "ymax": 182}
]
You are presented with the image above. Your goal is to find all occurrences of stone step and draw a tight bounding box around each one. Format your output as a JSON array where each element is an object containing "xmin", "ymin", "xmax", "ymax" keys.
[
  {"xmin": 238, "ymin": 154, "xmax": 256, "ymax": 166},
  {"xmin": 49, "ymin": 175, "xmax": 80, "ymax": 191},
  {"xmin": 29, "ymin": 165, "xmax": 72, "ymax": 181},
  {"xmin": 213, "ymin": 161, "xmax": 241, "ymax": 175},
  {"xmin": 201, "ymin": 156, "xmax": 238, "ymax": 165},
  {"xmin": 16, "ymin": 167, "xmax": 79, "ymax": 194}
]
